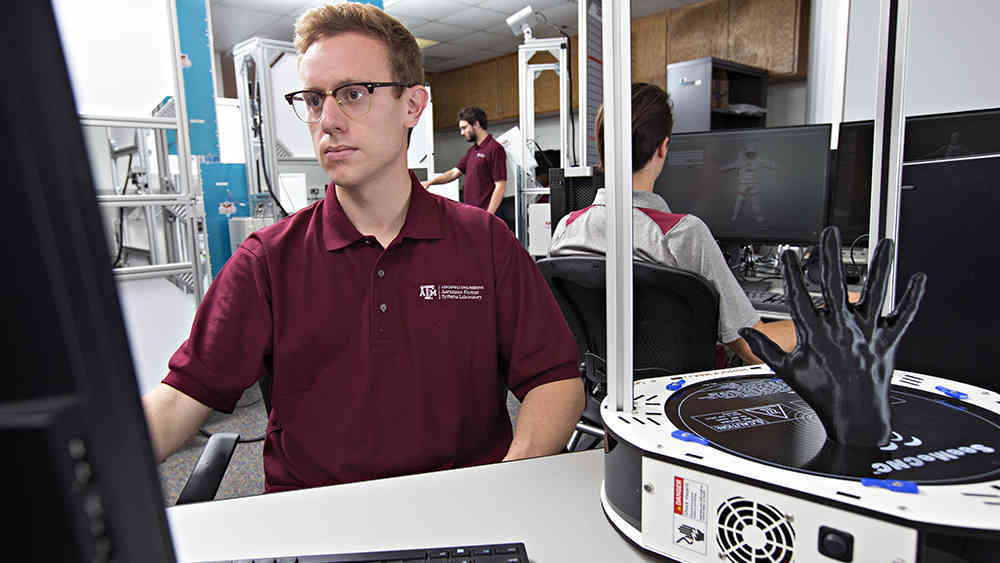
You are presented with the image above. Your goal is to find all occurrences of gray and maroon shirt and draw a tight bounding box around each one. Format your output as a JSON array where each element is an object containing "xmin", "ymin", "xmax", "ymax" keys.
[
  {"xmin": 457, "ymin": 134, "xmax": 507, "ymax": 210},
  {"xmin": 548, "ymin": 188, "xmax": 760, "ymax": 344}
]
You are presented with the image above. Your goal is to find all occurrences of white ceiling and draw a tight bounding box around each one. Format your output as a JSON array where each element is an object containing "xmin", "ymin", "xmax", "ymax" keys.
[{"xmin": 210, "ymin": 0, "xmax": 699, "ymax": 73}]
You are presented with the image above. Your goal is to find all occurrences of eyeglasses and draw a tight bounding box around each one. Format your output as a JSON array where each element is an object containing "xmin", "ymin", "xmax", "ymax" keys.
[{"xmin": 284, "ymin": 81, "xmax": 414, "ymax": 123}]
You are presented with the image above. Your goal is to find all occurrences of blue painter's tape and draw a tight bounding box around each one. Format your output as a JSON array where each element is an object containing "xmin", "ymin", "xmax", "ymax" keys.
[
  {"xmin": 670, "ymin": 429, "xmax": 708, "ymax": 446},
  {"xmin": 860, "ymin": 478, "xmax": 919, "ymax": 494},
  {"xmin": 934, "ymin": 385, "xmax": 968, "ymax": 400}
]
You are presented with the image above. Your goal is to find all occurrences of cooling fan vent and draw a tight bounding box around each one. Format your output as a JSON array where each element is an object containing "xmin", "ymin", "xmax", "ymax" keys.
[{"xmin": 716, "ymin": 496, "xmax": 795, "ymax": 563}]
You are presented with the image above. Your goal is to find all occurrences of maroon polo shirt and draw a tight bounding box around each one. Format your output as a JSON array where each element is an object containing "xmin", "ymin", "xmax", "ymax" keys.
[
  {"xmin": 164, "ymin": 172, "xmax": 578, "ymax": 493},
  {"xmin": 457, "ymin": 133, "xmax": 507, "ymax": 210}
]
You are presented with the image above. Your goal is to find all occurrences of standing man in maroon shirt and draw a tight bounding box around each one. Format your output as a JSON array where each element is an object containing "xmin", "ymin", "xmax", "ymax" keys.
[
  {"xmin": 140, "ymin": 4, "xmax": 583, "ymax": 493},
  {"xmin": 422, "ymin": 107, "xmax": 508, "ymax": 214}
]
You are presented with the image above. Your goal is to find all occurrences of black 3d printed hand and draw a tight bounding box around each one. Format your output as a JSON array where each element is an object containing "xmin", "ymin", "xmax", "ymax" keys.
[{"xmin": 739, "ymin": 227, "xmax": 927, "ymax": 447}]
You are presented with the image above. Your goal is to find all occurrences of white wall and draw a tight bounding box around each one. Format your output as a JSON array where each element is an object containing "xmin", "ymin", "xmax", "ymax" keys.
[
  {"xmin": 53, "ymin": 0, "xmax": 175, "ymax": 117},
  {"xmin": 843, "ymin": 0, "xmax": 1000, "ymax": 121}
]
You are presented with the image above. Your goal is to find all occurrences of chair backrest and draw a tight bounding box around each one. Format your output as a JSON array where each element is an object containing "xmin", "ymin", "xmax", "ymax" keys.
[
  {"xmin": 537, "ymin": 256, "xmax": 720, "ymax": 376},
  {"xmin": 549, "ymin": 169, "xmax": 604, "ymax": 233}
]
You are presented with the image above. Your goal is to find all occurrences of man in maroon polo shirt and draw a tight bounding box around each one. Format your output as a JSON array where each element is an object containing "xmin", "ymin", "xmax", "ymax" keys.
[
  {"xmin": 422, "ymin": 107, "xmax": 508, "ymax": 214},
  {"xmin": 141, "ymin": 4, "xmax": 583, "ymax": 493}
]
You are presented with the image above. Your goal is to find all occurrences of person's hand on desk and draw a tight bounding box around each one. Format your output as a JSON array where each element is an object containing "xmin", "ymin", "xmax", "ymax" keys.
[{"xmin": 502, "ymin": 378, "xmax": 584, "ymax": 461}]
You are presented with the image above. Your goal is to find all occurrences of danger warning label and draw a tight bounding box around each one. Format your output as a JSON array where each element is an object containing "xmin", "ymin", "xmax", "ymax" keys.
[{"xmin": 672, "ymin": 476, "xmax": 708, "ymax": 555}]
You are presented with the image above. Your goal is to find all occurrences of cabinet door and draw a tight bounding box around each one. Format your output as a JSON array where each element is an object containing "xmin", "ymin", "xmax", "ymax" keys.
[
  {"xmin": 729, "ymin": 0, "xmax": 809, "ymax": 79},
  {"xmin": 465, "ymin": 59, "xmax": 500, "ymax": 121},
  {"xmin": 631, "ymin": 13, "xmax": 668, "ymax": 89},
  {"xmin": 430, "ymin": 70, "xmax": 462, "ymax": 131},
  {"xmin": 496, "ymin": 54, "xmax": 519, "ymax": 121},
  {"xmin": 667, "ymin": 0, "xmax": 729, "ymax": 64},
  {"xmin": 529, "ymin": 49, "xmax": 563, "ymax": 116}
]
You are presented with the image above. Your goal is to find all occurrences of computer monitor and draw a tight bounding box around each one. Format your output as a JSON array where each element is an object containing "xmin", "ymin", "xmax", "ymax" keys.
[
  {"xmin": 903, "ymin": 107, "xmax": 1000, "ymax": 163},
  {"xmin": 653, "ymin": 124, "xmax": 832, "ymax": 245},
  {"xmin": 3, "ymin": 1, "xmax": 175, "ymax": 560},
  {"xmin": 827, "ymin": 120, "xmax": 874, "ymax": 245}
]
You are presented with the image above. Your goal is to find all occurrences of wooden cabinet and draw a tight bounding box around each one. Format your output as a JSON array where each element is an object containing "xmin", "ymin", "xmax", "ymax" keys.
[
  {"xmin": 729, "ymin": 0, "xmax": 809, "ymax": 79},
  {"xmin": 665, "ymin": 0, "xmax": 809, "ymax": 80},
  {"xmin": 429, "ymin": 60, "xmax": 499, "ymax": 130},
  {"xmin": 496, "ymin": 54, "xmax": 519, "ymax": 121},
  {"xmin": 668, "ymin": 0, "xmax": 730, "ymax": 64},
  {"xmin": 631, "ymin": 12, "xmax": 668, "ymax": 89},
  {"xmin": 428, "ymin": 0, "xmax": 809, "ymax": 130}
]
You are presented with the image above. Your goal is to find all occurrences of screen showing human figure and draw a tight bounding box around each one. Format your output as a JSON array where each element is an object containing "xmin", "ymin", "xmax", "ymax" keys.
[{"xmin": 654, "ymin": 125, "xmax": 830, "ymax": 244}]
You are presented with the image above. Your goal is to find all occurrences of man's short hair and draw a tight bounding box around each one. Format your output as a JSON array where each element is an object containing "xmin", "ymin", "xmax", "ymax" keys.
[
  {"xmin": 595, "ymin": 83, "xmax": 674, "ymax": 172},
  {"xmin": 294, "ymin": 3, "xmax": 424, "ymax": 92},
  {"xmin": 458, "ymin": 107, "xmax": 488, "ymax": 131}
]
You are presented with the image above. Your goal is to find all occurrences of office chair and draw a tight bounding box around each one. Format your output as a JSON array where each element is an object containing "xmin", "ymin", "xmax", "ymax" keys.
[
  {"xmin": 173, "ymin": 372, "xmax": 273, "ymax": 505},
  {"xmin": 549, "ymin": 168, "xmax": 604, "ymax": 233},
  {"xmin": 537, "ymin": 256, "xmax": 720, "ymax": 451}
]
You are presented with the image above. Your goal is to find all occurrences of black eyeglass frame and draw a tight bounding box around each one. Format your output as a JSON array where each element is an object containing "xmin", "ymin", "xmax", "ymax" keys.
[{"xmin": 283, "ymin": 81, "xmax": 417, "ymax": 122}]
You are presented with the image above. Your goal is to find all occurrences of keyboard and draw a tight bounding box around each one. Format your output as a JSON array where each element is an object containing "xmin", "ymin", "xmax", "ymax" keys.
[
  {"xmin": 745, "ymin": 289, "xmax": 824, "ymax": 315},
  {"xmin": 201, "ymin": 542, "xmax": 529, "ymax": 562}
]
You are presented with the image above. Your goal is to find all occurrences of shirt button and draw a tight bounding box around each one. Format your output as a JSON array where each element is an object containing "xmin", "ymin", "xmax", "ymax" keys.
[
  {"xmin": 379, "ymin": 303, "xmax": 387, "ymax": 313},
  {"xmin": 377, "ymin": 269, "xmax": 385, "ymax": 278}
]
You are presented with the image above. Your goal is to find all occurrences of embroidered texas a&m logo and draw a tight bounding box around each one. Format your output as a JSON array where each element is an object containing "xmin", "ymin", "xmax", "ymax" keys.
[{"xmin": 418, "ymin": 284, "xmax": 484, "ymax": 302}]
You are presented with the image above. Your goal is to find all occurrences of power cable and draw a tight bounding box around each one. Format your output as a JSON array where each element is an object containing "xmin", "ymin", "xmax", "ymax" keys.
[{"xmin": 112, "ymin": 153, "xmax": 133, "ymax": 268}]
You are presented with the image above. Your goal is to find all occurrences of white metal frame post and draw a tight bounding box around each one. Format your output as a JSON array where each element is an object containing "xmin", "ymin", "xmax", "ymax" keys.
[
  {"xmin": 870, "ymin": 0, "xmax": 911, "ymax": 314},
  {"xmin": 516, "ymin": 37, "xmax": 570, "ymax": 245},
  {"xmin": 602, "ymin": 0, "xmax": 633, "ymax": 414},
  {"xmin": 566, "ymin": 0, "xmax": 595, "ymax": 178}
]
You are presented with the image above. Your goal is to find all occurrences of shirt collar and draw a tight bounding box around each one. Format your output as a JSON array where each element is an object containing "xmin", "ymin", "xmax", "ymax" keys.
[
  {"xmin": 592, "ymin": 188, "xmax": 672, "ymax": 213},
  {"xmin": 475, "ymin": 134, "xmax": 493, "ymax": 149},
  {"xmin": 322, "ymin": 170, "xmax": 445, "ymax": 252}
]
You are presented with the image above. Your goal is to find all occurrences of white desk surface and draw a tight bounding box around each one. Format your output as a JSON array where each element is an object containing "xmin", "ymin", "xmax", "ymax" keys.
[{"xmin": 167, "ymin": 449, "xmax": 661, "ymax": 562}]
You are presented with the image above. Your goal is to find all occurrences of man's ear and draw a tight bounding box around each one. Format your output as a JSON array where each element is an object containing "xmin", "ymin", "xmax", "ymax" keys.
[
  {"xmin": 657, "ymin": 136, "xmax": 670, "ymax": 159},
  {"xmin": 403, "ymin": 85, "xmax": 429, "ymax": 129}
]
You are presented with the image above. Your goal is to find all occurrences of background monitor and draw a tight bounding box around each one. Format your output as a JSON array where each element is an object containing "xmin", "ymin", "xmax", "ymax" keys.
[
  {"xmin": 904, "ymin": 108, "xmax": 1000, "ymax": 162},
  {"xmin": 828, "ymin": 120, "xmax": 875, "ymax": 245},
  {"xmin": 3, "ymin": 1, "xmax": 175, "ymax": 560},
  {"xmin": 653, "ymin": 124, "xmax": 832, "ymax": 245}
]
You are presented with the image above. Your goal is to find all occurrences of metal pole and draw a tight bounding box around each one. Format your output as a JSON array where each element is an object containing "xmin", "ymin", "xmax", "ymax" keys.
[
  {"xmin": 517, "ymin": 46, "xmax": 529, "ymax": 243},
  {"xmin": 80, "ymin": 115, "xmax": 179, "ymax": 129},
  {"xmin": 98, "ymin": 194, "xmax": 194, "ymax": 206},
  {"xmin": 559, "ymin": 42, "xmax": 569, "ymax": 170},
  {"xmin": 113, "ymin": 262, "xmax": 195, "ymax": 281},
  {"xmin": 167, "ymin": 0, "xmax": 204, "ymax": 302},
  {"xmin": 603, "ymin": 0, "xmax": 633, "ymax": 415},
  {"xmin": 881, "ymin": 0, "xmax": 910, "ymax": 313},
  {"xmin": 577, "ymin": 0, "xmax": 589, "ymax": 168},
  {"xmin": 869, "ymin": 0, "xmax": 910, "ymax": 315}
]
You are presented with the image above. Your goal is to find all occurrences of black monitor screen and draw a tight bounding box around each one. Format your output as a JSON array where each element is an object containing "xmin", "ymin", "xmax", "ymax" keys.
[
  {"xmin": 4, "ymin": 1, "xmax": 175, "ymax": 560},
  {"xmin": 904, "ymin": 108, "xmax": 1000, "ymax": 162},
  {"xmin": 828, "ymin": 120, "xmax": 874, "ymax": 244},
  {"xmin": 654, "ymin": 125, "xmax": 831, "ymax": 244}
]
